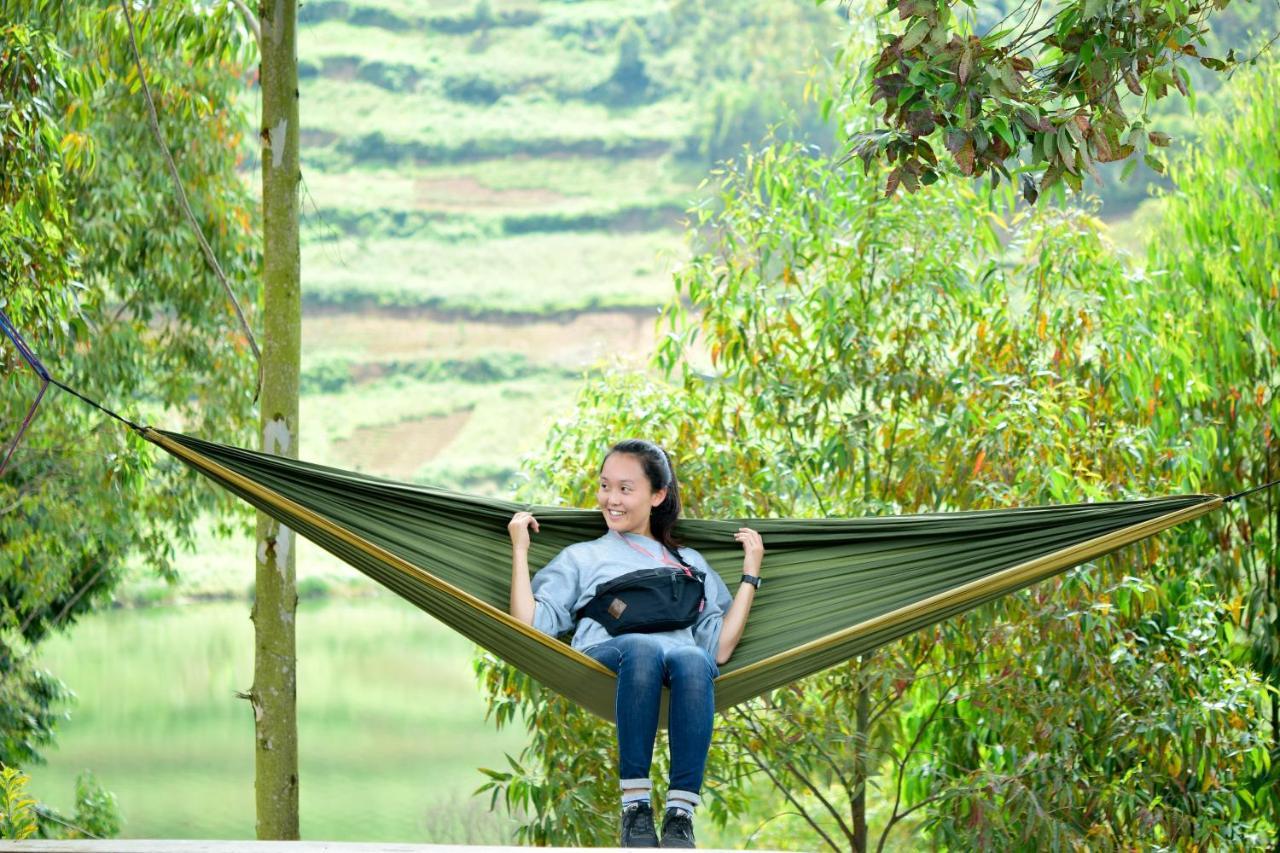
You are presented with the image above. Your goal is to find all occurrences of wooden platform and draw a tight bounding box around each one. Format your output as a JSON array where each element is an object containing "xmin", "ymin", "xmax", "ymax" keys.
[{"xmin": 0, "ymin": 842, "xmax": 762, "ymax": 852}]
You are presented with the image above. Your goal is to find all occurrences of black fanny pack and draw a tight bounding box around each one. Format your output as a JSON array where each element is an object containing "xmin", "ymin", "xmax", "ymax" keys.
[{"xmin": 578, "ymin": 566, "xmax": 707, "ymax": 636}]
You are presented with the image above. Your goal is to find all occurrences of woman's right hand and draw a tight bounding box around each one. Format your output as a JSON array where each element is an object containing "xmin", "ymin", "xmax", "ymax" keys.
[
  {"xmin": 508, "ymin": 511, "xmax": 540, "ymax": 552},
  {"xmin": 508, "ymin": 512, "xmax": 538, "ymax": 626}
]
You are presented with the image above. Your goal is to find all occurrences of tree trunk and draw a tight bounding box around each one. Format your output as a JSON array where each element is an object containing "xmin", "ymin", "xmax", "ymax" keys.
[
  {"xmin": 852, "ymin": 657, "xmax": 869, "ymax": 852},
  {"xmin": 253, "ymin": 0, "xmax": 301, "ymax": 839}
]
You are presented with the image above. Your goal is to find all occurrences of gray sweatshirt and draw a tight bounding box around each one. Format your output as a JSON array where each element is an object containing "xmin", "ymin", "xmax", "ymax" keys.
[{"xmin": 532, "ymin": 530, "xmax": 734, "ymax": 658}]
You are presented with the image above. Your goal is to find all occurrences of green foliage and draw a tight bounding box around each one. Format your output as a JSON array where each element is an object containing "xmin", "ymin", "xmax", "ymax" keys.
[
  {"xmin": 588, "ymin": 20, "xmax": 650, "ymax": 104},
  {"xmin": 300, "ymin": 353, "xmax": 560, "ymax": 395},
  {"xmin": 442, "ymin": 72, "xmax": 502, "ymax": 105},
  {"xmin": 927, "ymin": 578, "xmax": 1270, "ymax": 849},
  {"xmin": 476, "ymin": 129, "xmax": 1275, "ymax": 846},
  {"xmin": 0, "ymin": 763, "xmax": 114, "ymax": 840},
  {"xmin": 42, "ymin": 771, "xmax": 122, "ymax": 840},
  {"xmin": 850, "ymin": 0, "xmax": 1247, "ymax": 198},
  {"xmin": 0, "ymin": 637, "xmax": 66, "ymax": 769},
  {"xmin": 668, "ymin": 0, "xmax": 843, "ymax": 163},
  {"xmin": 473, "ymin": 655, "xmax": 620, "ymax": 847},
  {"xmin": 302, "ymin": 231, "xmax": 681, "ymax": 315},
  {"xmin": 0, "ymin": 22, "xmax": 83, "ymax": 363},
  {"xmin": 1, "ymin": 0, "xmax": 258, "ymax": 776},
  {"xmin": 0, "ymin": 766, "xmax": 38, "ymax": 840},
  {"xmin": 1143, "ymin": 57, "xmax": 1280, "ymax": 807}
]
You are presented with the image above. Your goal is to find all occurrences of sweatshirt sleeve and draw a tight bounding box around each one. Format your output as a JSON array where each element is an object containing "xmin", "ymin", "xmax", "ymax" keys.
[
  {"xmin": 689, "ymin": 551, "xmax": 733, "ymax": 659},
  {"xmin": 530, "ymin": 546, "xmax": 581, "ymax": 638}
]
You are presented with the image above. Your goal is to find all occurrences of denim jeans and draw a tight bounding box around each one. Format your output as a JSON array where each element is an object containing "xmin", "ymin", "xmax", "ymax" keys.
[{"xmin": 586, "ymin": 633, "xmax": 719, "ymax": 802}]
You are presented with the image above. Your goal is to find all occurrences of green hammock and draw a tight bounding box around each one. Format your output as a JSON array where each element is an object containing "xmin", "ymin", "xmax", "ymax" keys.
[{"xmin": 145, "ymin": 428, "xmax": 1222, "ymax": 722}]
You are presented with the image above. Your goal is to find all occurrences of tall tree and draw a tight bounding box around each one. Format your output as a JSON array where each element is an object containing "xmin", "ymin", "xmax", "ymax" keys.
[
  {"xmin": 1143, "ymin": 57, "xmax": 1280, "ymax": 831},
  {"xmin": 250, "ymin": 0, "xmax": 302, "ymax": 839},
  {"xmin": 473, "ymin": 24, "xmax": 1277, "ymax": 837},
  {"xmin": 477, "ymin": 140, "xmax": 1274, "ymax": 849},
  {"xmin": 1, "ymin": 0, "xmax": 258, "ymax": 831}
]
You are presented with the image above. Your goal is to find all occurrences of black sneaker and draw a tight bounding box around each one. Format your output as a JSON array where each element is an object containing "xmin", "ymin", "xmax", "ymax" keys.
[
  {"xmin": 621, "ymin": 801, "xmax": 659, "ymax": 848},
  {"xmin": 660, "ymin": 807, "xmax": 696, "ymax": 848}
]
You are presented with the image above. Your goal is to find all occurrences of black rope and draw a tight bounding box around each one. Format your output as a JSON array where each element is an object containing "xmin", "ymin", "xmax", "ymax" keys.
[
  {"xmin": 2, "ymin": 308, "xmax": 148, "ymax": 438},
  {"xmin": 47, "ymin": 378, "xmax": 148, "ymax": 434},
  {"xmin": 1224, "ymin": 479, "xmax": 1280, "ymax": 503}
]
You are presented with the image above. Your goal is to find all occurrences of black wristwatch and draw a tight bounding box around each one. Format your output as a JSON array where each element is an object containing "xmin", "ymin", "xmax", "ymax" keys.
[{"xmin": 740, "ymin": 574, "xmax": 761, "ymax": 589}]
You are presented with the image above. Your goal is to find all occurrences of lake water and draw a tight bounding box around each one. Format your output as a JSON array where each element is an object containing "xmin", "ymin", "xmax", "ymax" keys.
[{"xmin": 28, "ymin": 595, "xmax": 528, "ymax": 843}]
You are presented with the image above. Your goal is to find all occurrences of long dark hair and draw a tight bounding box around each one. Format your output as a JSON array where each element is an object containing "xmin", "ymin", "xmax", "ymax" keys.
[{"xmin": 605, "ymin": 439, "xmax": 683, "ymax": 557}]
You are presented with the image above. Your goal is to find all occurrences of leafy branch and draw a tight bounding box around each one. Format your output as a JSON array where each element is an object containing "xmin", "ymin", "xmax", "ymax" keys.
[
  {"xmin": 119, "ymin": 1, "xmax": 262, "ymax": 394},
  {"xmin": 848, "ymin": 0, "xmax": 1242, "ymax": 199}
]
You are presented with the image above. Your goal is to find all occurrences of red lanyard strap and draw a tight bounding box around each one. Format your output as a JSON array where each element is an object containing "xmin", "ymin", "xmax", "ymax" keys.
[{"xmin": 616, "ymin": 531, "xmax": 690, "ymax": 574}]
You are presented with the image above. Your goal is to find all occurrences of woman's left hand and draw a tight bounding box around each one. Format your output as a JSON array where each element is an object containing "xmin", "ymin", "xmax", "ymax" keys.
[{"xmin": 735, "ymin": 527, "xmax": 764, "ymax": 576}]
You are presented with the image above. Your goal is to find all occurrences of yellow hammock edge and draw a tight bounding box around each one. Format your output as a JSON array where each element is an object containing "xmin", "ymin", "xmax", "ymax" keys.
[{"xmin": 718, "ymin": 494, "xmax": 1222, "ymax": 690}]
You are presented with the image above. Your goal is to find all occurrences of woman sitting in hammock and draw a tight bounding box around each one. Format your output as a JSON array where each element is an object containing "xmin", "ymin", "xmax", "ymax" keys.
[{"xmin": 508, "ymin": 439, "xmax": 763, "ymax": 849}]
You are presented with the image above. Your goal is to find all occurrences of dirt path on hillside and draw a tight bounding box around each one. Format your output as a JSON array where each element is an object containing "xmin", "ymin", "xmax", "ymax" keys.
[
  {"xmin": 333, "ymin": 409, "xmax": 473, "ymax": 476},
  {"xmin": 415, "ymin": 176, "xmax": 567, "ymax": 210},
  {"xmin": 304, "ymin": 308, "xmax": 662, "ymax": 367}
]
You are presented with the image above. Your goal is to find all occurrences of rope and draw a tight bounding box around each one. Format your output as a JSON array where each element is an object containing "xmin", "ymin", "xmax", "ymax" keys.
[
  {"xmin": 33, "ymin": 805, "xmax": 102, "ymax": 840},
  {"xmin": 1, "ymin": 308, "xmax": 146, "ymax": 477},
  {"xmin": 1224, "ymin": 479, "xmax": 1280, "ymax": 503},
  {"xmin": 1, "ymin": 308, "xmax": 52, "ymax": 475},
  {"xmin": 46, "ymin": 377, "xmax": 146, "ymax": 433}
]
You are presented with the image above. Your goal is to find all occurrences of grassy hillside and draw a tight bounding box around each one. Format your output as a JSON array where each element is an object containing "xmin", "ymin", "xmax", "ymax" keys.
[{"xmin": 283, "ymin": 0, "xmax": 840, "ymax": 495}]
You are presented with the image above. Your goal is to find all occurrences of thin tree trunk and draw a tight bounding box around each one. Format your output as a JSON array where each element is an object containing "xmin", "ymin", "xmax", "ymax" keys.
[
  {"xmin": 1271, "ymin": 447, "xmax": 1278, "ymax": 853},
  {"xmin": 252, "ymin": 0, "xmax": 301, "ymax": 839},
  {"xmin": 853, "ymin": 657, "xmax": 869, "ymax": 852}
]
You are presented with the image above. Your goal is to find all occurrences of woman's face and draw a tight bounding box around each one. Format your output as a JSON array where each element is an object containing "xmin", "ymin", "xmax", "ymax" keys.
[{"xmin": 597, "ymin": 452, "xmax": 667, "ymax": 538}]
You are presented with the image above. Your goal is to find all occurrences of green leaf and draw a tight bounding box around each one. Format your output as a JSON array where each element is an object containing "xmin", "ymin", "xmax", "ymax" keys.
[
  {"xmin": 900, "ymin": 19, "xmax": 931, "ymax": 52},
  {"xmin": 991, "ymin": 115, "xmax": 1016, "ymax": 149}
]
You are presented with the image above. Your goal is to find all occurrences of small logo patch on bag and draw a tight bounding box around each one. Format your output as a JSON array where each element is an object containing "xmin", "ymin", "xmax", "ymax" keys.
[{"xmin": 608, "ymin": 598, "xmax": 628, "ymax": 619}]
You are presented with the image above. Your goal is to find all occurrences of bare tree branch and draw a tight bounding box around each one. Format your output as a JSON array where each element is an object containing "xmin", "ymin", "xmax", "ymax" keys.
[
  {"xmin": 50, "ymin": 563, "xmax": 108, "ymax": 628},
  {"xmin": 877, "ymin": 651, "xmax": 981, "ymax": 852},
  {"xmin": 739, "ymin": 701, "xmax": 859, "ymax": 845},
  {"xmin": 17, "ymin": 562, "xmax": 106, "ymax": 636},
  {"xmin": 119, "ymin": 1, "xmax": 262, "ymax": 399},
  {"xmin": 227, "ymin": 0, "xmax": 261, "ymax": 45},
  {"xmin": 727, "ymin": 708, "xmax": 846, "ymax": 851}
]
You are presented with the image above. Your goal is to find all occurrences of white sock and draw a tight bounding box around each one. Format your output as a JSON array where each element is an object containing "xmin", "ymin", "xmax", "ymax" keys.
[
  {"xmin": 622, "ymin": 791, "xmax": 650, "ymax": 808},
  {"xmin": 665, "ymin": 796, "xmax": 696, "ymax": 817}
]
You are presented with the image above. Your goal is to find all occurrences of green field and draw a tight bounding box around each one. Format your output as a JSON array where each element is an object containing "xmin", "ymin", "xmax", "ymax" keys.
[
  {"xmin": 28, "ymin": 597, "xmax": 527, "ymax": 843},
  {"xmin": 285, "ymin": 0, "xmax": 750, "ymax": 488}
]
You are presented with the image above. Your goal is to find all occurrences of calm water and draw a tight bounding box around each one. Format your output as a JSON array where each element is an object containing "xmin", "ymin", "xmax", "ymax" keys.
[{"xmin": 27, "ymin": 595, "xmax": 526, "ymax": 843}]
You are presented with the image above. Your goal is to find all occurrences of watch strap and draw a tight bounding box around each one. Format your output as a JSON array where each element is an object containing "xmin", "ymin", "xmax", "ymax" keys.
[{"xmin": 740, "ymin": 574, "xmax": 761, "ymax": 589}]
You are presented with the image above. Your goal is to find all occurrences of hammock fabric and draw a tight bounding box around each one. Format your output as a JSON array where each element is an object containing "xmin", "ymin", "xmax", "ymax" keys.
[{"xmin": 143, "ymin": 428, "xmax": 1223, "ymax": 722}]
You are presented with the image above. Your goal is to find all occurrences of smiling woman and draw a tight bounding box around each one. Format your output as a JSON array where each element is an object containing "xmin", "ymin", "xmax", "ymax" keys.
[{"xmin": 507, "ymin": 439, "xmax": 763, "ymax": 848}]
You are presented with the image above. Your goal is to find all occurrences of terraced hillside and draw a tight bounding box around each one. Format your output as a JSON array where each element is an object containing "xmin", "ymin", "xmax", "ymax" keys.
[{"xmin": 289, "ymin": 0, "xmax": 841, "ymax": 492}]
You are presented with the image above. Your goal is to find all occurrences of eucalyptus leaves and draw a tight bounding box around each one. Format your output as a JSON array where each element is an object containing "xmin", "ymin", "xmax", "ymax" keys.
[{"xmin": 851, "ymin": 0, "xmax": 1237, "ymax": 199}]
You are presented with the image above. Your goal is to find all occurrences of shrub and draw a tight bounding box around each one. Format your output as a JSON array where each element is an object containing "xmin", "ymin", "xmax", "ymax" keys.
[
  {"xmin": 0, "ymin": 766, "xmax": 37, "ymax": 840},
  {"xmin": 442, "ymin": 73, "xmax": 502, "ymax": 105}
]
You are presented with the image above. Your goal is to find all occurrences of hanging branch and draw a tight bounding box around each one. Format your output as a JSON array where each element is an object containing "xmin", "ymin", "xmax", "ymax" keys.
[
  {"xmin": 227, "ymin": 0, "xmax": 261, "ymax": 46},
  {"xmin": 119, "ymin": 1, "xmax": 263, "ymax": 398}
]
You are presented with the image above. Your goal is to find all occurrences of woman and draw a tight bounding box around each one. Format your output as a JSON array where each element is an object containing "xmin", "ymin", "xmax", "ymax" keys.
[{"xmin": 509, "ymin": 439, "xmax": 763, "ymax": 849}]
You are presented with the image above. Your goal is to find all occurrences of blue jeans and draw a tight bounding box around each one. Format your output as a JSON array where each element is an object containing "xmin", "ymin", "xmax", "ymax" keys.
[{"xmin": 586, "ymin": 634, "xmax": 719, "ymax": 802}]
